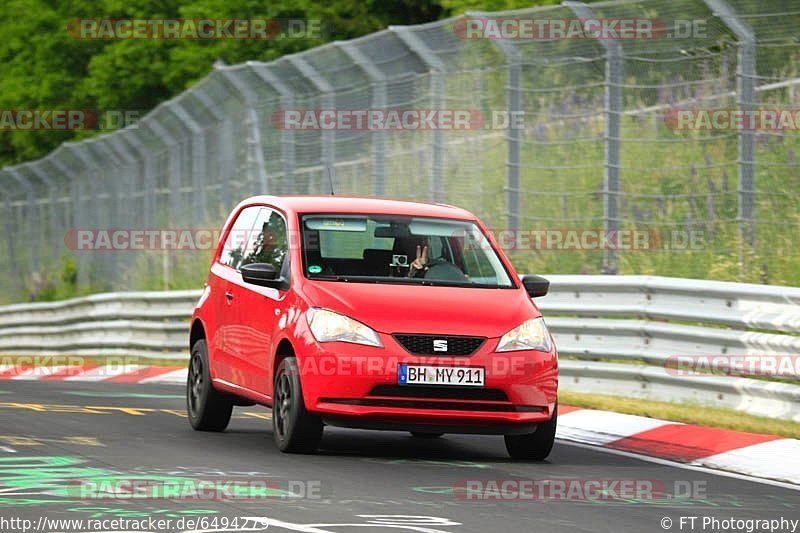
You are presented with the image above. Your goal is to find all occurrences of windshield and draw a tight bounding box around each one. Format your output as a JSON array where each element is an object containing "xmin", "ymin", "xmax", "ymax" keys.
[{"xmin": 300, "ymin": 214, "xmax": 514, "ymax": 288}]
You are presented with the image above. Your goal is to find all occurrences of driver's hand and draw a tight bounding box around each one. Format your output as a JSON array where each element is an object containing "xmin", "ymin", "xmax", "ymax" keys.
[{"xmin": 408, "ymin": 245, "xmax": 428, "ymax": 277}]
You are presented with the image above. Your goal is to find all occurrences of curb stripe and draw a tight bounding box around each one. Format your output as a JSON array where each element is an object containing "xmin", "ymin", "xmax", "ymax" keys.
[
  {"xmin": 606, "ymin": 423, "xmax": 782, "ymax": 462},
  {"xmin": 0, "ymin": 364, "xmax": 32, "ymax": 378},
  {"xmin": 106, "ymin": 365, "xmax": 184, "ymax": 383},
  {"xmin": 41, "ymin": 364, "xmax": 100, "ymax": 381},
  {"xmin": 698, "ymin": 439, "xmax": 800, "ymax": 485},
  {"xmin": 11, "ymin": 365, "xmax": 71, "ymax": 380},
  {"xmin": 62, "ymin": 365, "xmax": 145, "ymax": 381},
  {"xmin": 557, "ymin": 409, "xmax": 674, "ymax": 446},
  {"xmin": 139, "ymin": 368, "xmax": 188, "ymax": 384}
]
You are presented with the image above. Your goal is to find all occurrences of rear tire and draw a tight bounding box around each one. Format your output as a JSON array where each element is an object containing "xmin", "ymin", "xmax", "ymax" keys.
[
  {"xmin": 186, "ymin": 339, "xmax": 233, "ymax": 431},
  {"xmin": 504, "ymin": 404, "xmax": 557, "ymax": 460},
  {"xmin": 410, "ymin": 432, "xmax": 444, "ymax": 438},
  {"xmin": 272, "ymin": 357, "xmax": 323, "ymax": 453}
]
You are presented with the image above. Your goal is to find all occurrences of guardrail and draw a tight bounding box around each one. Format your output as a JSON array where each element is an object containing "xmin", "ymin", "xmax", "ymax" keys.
[{"xmin": 1, "ymin": 276, "xmax": 798, "ymax": 420}]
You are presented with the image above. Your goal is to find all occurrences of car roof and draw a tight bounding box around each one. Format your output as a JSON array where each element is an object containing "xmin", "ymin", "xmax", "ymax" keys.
[{"xmin": 242, "ymin": 195, "xmax": 477, "ymax": 220}]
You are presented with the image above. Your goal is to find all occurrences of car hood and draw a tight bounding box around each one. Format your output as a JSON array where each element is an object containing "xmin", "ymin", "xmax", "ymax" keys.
[{"xmin": 300, "ymin": 280, "xmax": 539, "ymax": 338}]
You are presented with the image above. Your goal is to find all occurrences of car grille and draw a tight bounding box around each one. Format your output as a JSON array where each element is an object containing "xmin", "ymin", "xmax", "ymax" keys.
[
  {"xmin": 369, "ymin": 385, "xmax": 508, "ymax": 401},
  {"xmin": 393, "ymin": 334, "xmax": 485, "ymax": 356}
]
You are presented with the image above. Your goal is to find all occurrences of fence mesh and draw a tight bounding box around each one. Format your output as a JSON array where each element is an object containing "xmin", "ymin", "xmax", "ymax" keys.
[{"xmin": 2, "ymin": 0, "xmax": 800, "ymax": 302}]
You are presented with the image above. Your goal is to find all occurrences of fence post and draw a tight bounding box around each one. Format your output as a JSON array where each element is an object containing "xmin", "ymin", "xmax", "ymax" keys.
[
  {"xmin": 50, "ymin": 152, "xmax": 90, "ymax": 286},
  {"xmin": 107, "ymin": 134, "xmax": 142, "ymax": 233},
  {"xmin": 287, "ymin": 56, "xmax": 335, "ymax": 193},
  {"xmin": 338, "ymin": 42, "xmax": 388, "ymax": 197},
  {"xmin": 28, "ymin": 163, "xmax": 60, "ymax": 262},
  {"xmin": 88, "ymin": 140, "xmax": 129, "ymax": 288},
  {"xmin": 216, "ymin": 67, "xmax": 269, "ymax": 194},
  {"xmin": 106, "ymin": 135, "xmax": 146, "ymax": 286},
  {"xmin": 65, "ymin": 143, "xmax": 104, "ymax": 253},
  {"xmin": 191, "ymin": 86, "xmax": 232, "ymax": 216},
  {"xmin": 114, "ymin": 129, "xmax": 159, "ymax": 285},
  {"xmin": 703, "ymin": 0, "xmax": 757, "ymax": 255},
  {"xmin": 116, "ymin": 131, "xmax": 153, "ymax": 231},
  {"xmin": 168, "ymin": 101, "xmax": 208, "ymax": 226},
  {"xmin": 249, "ymin": 62, "xmax": 296, "ymax": 195},
  {"xmin": 101, "ymin": 138, "xmax": 135, "ymax": 233},
  {"xmin": 469, "ymin": 11, "xmax": 521, "ymax": 233},
  {"xmin": 566, "ymin": 1, "xmax": 622, "ymax": 274},
  {"xmin": 142, "ymin": 119, "xmax": 182, "ymax": 220},
  {"xmin": 140, "ymin": 119, "xmax": 182, "ymax": 290},
  {"xmin": 7, "ymin": 168, "xmax": 39, "ymax": 276},
  {"xmin": 0, "ymin": 171, "xmax": 22, "ymax": 289},
  {"xmin": 391, "ymin": 26, "xmax": 446, "ymax": 202},
  {"xmin": 0, "ymin": 190, "xmax": 17, "ymax": 286}
]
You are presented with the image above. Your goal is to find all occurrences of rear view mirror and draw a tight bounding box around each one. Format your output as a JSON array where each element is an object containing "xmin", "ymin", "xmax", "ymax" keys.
[
  {"xmin": 521, "ymin": 275, "xmax": 549, "ymax": 298},
  {"xmin": 241, "ymin": 263, "xmax": 287, "ymax": 290},
  {"xmin": 374, "ymin": 224, "xmax": 410, "ymax": 238}
]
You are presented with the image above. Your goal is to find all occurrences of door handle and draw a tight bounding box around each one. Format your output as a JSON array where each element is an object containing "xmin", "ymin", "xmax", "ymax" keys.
[{"xmin": 225, "ymin": 291, "xmax": 234, "ymax": 301}]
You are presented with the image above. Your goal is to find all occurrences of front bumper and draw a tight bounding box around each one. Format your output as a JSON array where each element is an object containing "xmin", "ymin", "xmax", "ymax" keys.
[{"xmin": 296, "ymin": 330, "xmax": 558, "ymax": 432}]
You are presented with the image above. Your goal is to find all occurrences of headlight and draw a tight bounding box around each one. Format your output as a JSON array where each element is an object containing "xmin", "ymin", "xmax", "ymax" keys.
[
  {"xmin": 306, "ymin": 308, "xmax": 383, "ymax": 347},
  {"xmin": 496, "ymin": 317, "xmax": 552, "ymax": 352}
]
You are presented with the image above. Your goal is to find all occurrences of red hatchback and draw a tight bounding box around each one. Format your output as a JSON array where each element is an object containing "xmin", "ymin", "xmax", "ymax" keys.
[{"xmin": 188, "ymin": 196, "xmax": 558, "ymax": 459}]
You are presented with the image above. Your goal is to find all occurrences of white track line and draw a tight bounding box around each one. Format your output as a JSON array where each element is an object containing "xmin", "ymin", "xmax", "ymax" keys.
[{"xmin": 558, "ymin": 439, "xmax": 800, "ymax": 492}]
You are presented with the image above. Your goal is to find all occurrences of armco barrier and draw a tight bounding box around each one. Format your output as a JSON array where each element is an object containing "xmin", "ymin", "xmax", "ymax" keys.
[{"xmin": 0, "ymin": 276, "xmax": 798, "ymax": 420}]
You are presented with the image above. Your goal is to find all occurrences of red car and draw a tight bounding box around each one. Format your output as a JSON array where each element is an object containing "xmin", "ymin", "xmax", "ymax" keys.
[{"xmin": 187, "ymin": 196, "xmax": 558, "ymax": 460}]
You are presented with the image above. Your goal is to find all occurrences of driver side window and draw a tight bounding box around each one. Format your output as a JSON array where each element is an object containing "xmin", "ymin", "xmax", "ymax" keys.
[
  {"xmin": 240, "ymin": 208, "xmax": 289, "ymax": 275},
  {"xmin": 219, "ymin": 206, "xmax": 261, "ymax": 270}
]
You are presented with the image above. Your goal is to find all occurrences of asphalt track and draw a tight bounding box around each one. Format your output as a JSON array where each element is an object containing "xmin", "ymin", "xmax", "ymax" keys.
[{"xmin": 0, "ymin": 380, "xmax": 798, "ymax": 533}]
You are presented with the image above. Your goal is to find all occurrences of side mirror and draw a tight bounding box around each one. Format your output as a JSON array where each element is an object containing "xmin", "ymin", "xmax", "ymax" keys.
[
  {"xmin": 521, "ymin": 275, "xmax": 549, "ymax": 298},
  {"xmin": 241, "ymin": 263, "xmax": 287, "ymax": 290}
]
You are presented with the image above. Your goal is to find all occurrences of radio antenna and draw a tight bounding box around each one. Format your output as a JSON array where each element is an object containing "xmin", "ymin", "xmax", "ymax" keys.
[{"xmin": 326, "ymin": 166, "xmax": 335, "ymax": 196}]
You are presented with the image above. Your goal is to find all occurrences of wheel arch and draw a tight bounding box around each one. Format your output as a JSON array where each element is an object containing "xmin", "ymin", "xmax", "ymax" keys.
[
  {"xmin": 273, "ymin": 338, "xmax": 296, "ymax": 380},
  {"xmin": 190, "ymin": 319, "xmax": 206, "ymax": 352}
]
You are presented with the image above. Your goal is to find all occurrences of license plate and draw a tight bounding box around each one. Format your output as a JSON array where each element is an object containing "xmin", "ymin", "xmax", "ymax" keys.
[{"xmin": 398, "ymin": 364, "xmax": 485, "ymax": 387}]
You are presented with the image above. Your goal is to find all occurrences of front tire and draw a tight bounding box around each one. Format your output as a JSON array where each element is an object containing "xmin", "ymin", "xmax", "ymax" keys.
[
  {"xmin": 272, "ymin": 357, "xmax": 323, "ymax": 453},
  {"xmin": 187, "ymin": 339, "xmax": 233, "ymax": 431},
  {"xmin": 504, "ymin": 404, "xmax": 557, "ymax": 460}
]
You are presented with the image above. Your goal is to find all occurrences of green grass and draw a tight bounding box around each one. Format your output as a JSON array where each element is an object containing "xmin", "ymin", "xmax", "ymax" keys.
[{"xmin": 560, "ymin": 390, "xmax": 800, "ymax": 439}]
